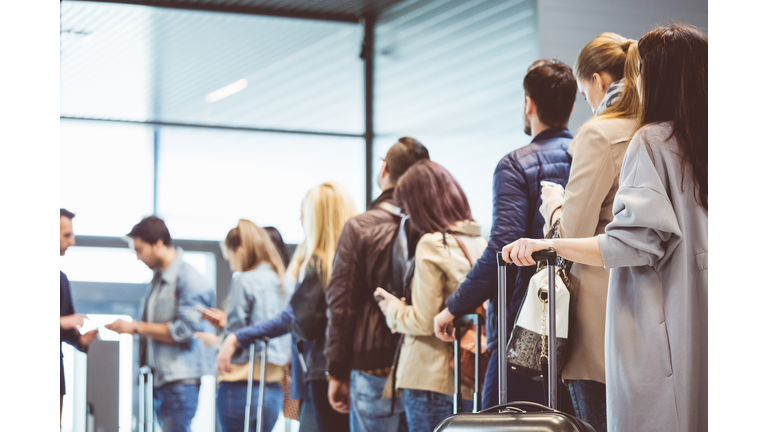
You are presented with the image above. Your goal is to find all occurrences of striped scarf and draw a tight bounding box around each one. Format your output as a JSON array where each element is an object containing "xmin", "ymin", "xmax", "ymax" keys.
[{"xmin": 595, "ymin": 79, "xmax": 624, "ymax": 115}]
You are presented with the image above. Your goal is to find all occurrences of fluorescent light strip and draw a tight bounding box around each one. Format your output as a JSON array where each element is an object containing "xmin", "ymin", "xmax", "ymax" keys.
[{"xmin": 205, "ymin": 79, "xmax": 248, "ymax": 103}]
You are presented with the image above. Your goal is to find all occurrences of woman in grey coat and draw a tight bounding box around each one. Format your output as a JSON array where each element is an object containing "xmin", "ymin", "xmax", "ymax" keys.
[{"xmin": 502, "ymin": 24, "xmax": 707, "ymax": 432}]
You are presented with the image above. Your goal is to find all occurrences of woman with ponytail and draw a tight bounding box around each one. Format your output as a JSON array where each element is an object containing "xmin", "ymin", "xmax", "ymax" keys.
[
  {"xmin": 504, "ymin": 24, "xmax": 707, "ymax": 431},
  {"xmin": 217, "ymin": 182, "xmax": 358, "ymax": 432},
  {"xmin": 536, "ymin": 32, "xmax": 641, "ymax": 432},
  {"xmin": 199, "ymin": 219, "xmax": 291, "ymax": 432}
]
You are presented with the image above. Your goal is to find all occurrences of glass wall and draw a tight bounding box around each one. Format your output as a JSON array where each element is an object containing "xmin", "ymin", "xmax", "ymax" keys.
[{"xmin": 374, "ymin": 0, "xmax": 539, "ymax": 236}]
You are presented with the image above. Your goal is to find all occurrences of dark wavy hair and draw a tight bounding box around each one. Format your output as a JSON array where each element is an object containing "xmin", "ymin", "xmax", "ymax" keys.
[
  {"xmin": 637, "ymin": 24, "xmax": 708, "ymax": 209},
  {"xmin": 394, "ymin": 160, "xmax": 473, "ymax": 235}
]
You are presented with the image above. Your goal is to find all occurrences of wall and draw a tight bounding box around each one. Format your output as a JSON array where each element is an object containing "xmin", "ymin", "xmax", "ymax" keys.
[{"xmin": 538, "ymin": 0, "xmax": 708, "ymax": 130}]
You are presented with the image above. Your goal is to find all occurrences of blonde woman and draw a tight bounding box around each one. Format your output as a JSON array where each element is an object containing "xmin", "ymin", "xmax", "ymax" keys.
[
  {"xmin": 197, "ymin": 220, "xmax": 290, "ymax": 432},
  {"xmin": 536, "ymin": 33, "xmax": 641, "ymax": 432},
  {"xmin": 218, "ymin": 182, "xmax": 357, "ymax": 432}
]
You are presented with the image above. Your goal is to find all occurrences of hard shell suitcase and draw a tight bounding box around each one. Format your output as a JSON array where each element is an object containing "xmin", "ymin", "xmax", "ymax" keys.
[{"xmin": 434, "ymin": 250, "xmax": 595, "ymax": 432}]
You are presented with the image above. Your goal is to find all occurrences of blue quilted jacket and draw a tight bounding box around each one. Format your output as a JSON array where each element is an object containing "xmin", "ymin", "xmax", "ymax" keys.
[{"xmin": 446, "ymin": 128, "xmax": 573, "ymax": 351}]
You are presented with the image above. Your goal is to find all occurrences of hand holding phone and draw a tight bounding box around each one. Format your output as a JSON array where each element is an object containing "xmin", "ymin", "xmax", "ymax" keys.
[{"xmin": 540, "ymin": 180, "xmax": 558, "ymax": 188}]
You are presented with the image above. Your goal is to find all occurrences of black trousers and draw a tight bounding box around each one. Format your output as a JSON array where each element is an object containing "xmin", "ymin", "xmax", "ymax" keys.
[{"xmin": 308, "ymin": 379, "xmax": 350, "ymax": 432}]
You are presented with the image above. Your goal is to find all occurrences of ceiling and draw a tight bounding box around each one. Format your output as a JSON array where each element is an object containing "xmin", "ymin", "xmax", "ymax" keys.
[{"xmin": 69, "ymin": 0, "xmax": 404, "ymax": 22}]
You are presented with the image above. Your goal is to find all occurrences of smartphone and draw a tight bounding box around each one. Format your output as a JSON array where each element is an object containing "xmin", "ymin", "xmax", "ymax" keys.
[
  {"xmin": 78, "ymin": 317, "xmax": 100, "ymax": 335},
  {"xmin": 373, "ymin": 293, "xmax": 385, "ymax": 302},
  {"xmin": 540, "ymin": 180, "xmax": 558, "ymax": 188}
]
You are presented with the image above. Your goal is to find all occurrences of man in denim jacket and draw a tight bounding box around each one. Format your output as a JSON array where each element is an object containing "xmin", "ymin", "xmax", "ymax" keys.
[{"xmin": 106, "ymin": 216, "xmax": 216, "ymax": 432}]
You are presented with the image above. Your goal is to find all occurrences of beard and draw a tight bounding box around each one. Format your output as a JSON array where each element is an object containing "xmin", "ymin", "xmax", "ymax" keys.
[{"xmin": 523, "ymin": 114, "xmax": 531, "ymax": 136}]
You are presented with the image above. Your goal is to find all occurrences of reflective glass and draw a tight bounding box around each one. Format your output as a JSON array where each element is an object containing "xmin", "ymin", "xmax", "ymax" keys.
[
  {"xmin": 156, "ymin": 127, "xmax": 365, "ymax": 244},
  {"xmin": 60, "ymin": 119, "xmax": 154, "ymax": 237}
]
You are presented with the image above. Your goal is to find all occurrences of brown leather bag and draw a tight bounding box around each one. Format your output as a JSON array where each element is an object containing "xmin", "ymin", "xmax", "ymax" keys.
[{"xmin": 448, "ymin": 234, "xmax": 490, "ymax": 390}]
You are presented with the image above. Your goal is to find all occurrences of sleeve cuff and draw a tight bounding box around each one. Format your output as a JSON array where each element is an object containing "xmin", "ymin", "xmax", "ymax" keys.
[{"xmin": 326, "ymin": 361, "xmax": 351, "ymax": 381}]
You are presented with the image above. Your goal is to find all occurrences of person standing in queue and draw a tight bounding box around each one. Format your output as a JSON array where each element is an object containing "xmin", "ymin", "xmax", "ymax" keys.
[
  {"xmin": 536, "ymin": 32, "xmax": 642, "ymax": 432},
  {"xmin": 106, "ymin": 216, "xmax": 217, "ymax": 432},
  {"xmin": 218, "ymin": 182, "xmax": 358, "ymax": 432},
  {"xmin": 60, "ymin": 208, "xmax": 99, "ymax": 421},
  {"xmin": 433, "ymin": 59, "xmax": 577, "ymax": 408},
  {"xmin": 197, "ymin": 220, "xmax": 291, "ymax": 432},
  {"xmin": 375, "ymin": 160, "xmax": 487, "ymax": 431},
  {"xmin": 324, "ymin": 138, "xmax": 429, "ymax": 432},
  {"xmin": 502, "ymin": 24, "xmax": 708, "ymax": 432}
]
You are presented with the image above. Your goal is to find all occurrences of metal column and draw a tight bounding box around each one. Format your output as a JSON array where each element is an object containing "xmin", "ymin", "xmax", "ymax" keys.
[{"xmin": 363, "ymin": 14, "xmax": 375, "ymax": 206}]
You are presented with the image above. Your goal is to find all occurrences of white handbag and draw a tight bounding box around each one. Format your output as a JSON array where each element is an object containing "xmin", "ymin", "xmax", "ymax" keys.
[{"xmin": 505, "ymin": 256, "xmax": 570, "ymax": 378}]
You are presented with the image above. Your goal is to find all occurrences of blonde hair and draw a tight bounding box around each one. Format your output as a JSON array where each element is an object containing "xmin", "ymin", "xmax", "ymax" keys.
[
  {"xmin": 286, "ymin": 182, "xmax": 357, "ymax": 288},
  {"xmin": 225, "ymin": 219, "xmax": 286, "ymax": 291},
  {"xmin": 574, "ymin": 32, "xmax": 641, "ymax": 120}
]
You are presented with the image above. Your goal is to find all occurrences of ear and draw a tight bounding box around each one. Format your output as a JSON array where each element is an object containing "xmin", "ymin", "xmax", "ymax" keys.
[
  {"xmin": 592, "ymin": 72, "xmax": 604, "ymax": 91},
  {"xmin": 525, "ymin": 95, "xmax": 535, "ymax": 116}
]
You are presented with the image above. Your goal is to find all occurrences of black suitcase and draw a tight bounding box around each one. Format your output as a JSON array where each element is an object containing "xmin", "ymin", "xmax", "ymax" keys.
[{"xmin": 435, "ymin": 250, "xmax": 595, "ymax": 432}]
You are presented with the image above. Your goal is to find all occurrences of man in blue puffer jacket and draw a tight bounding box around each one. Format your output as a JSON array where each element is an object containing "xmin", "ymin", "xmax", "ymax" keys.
[{"xmin": 434, "ymin": 59, "xmax": 577, "ymax": 408}]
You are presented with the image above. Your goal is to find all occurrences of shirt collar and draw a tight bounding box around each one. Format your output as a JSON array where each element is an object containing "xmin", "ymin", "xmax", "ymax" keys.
[
  {"xmin": 369, "ymin": 188, "xmax": 396, "ymax": 210},
  {"xmin": 158, "ymin": 247, "xmax": 184, "ymax": 285},
  {"xmin": 531, "ymin": 127, "xmax": 573, "ymax": 144}
]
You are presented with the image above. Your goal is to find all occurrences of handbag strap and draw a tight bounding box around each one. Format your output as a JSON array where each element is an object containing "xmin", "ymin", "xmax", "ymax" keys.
[{"xmin": 449, "ymin": 233, "xmax": 475, "ymax": 267}]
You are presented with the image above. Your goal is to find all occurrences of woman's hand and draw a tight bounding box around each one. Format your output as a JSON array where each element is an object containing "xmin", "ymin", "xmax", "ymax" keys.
[
  {"xmin": 197, "ymin": 306, "xmax": 227, "ymax": 329},
  {"xmin": 216, "ymin": 334, "xmax": 238, "ymax": 375},
  {"xmin": 374, "ymin": 287, "xmax": 404, "ymax": 315},
  {"xmin": 194, "ymin": 332, "xmax": 222, "ymax": 348},
  {"xmin": 502, "ymin": 238, "xmax": 550, "ymax": 267},
  {"xmin": 433, "ymin": 308, "xmax": 456, "ymax": 342},
  {"xmin": 541, "ymin": 184, "xmax": 565, "ymax": 201}
]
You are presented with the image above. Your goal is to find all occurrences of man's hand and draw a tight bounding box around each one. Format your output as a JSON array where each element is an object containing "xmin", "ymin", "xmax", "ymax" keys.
[
  {"xmin": 197, "ymin": 306, "xmax": 227, "ymax": 329},
  {"xmin": 79, "ymin": 329, "xmax": 99, "ymax": 346},
  {"xmin": 327, "ymin": 378, "xmax": 350, "ymax": 414},
  {"xmin": 434, "ymin": 308, "xmax": 456, "ymax": 342},
  {"xmin": 60, "ymin": 313, "xmax": 86, "ymax": 330},
  {"xmin": 217, "ymin": 334, "xmax": 238, "ymax": 375},
  {"xmin": 194, "ymin": 332, "xmax": 221, "ymax": 348},
  {"xmin": 104, "ymin": 319, "xmax": 133, "ymax": 335}
]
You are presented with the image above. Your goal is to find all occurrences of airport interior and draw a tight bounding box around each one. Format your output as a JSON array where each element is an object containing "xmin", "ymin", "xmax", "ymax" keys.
[{"xmin": 58, "ymin": 1, "xmax": 708, "ymax": 431}]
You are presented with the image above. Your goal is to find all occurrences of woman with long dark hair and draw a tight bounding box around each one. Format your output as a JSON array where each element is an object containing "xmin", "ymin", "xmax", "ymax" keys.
[
  {"xmin": 502, "ymin": 24, "xmax": 707, "ymax": 431},
  {"xmin": 375, "ymin": 160, "xmax": 487, "ymax": 432}
]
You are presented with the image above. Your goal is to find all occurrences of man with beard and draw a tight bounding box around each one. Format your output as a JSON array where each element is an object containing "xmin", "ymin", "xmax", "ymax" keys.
[{"xmin": 433, "ymin": 59, "xmax": 577, "ymax": 408}]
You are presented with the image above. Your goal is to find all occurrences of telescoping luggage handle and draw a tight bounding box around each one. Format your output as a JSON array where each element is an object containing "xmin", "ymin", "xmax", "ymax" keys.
[
  {"xmin": 138, "ymin": 366, "xmax": 154, "ymax": 432},
  {"xmin": 497, "ymin": 250, "xmax": 558, "ymax": 410},
  {"xmin": 245, "ymin": 339, "xmax": 269, "ymax": 432},
  {"xmin": 452, "ymin": 313, "xmax": 484, "ymax": 414}
]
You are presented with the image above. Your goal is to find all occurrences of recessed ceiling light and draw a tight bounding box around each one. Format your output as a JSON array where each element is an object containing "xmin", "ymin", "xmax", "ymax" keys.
[{"xmin": 205, "ymin": 79, "xmax": 247, "ymax": 103}]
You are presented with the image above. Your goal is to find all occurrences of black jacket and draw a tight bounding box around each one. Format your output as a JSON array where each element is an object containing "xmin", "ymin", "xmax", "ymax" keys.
[
  {"xmin": 61, "ymin": 271, "xmax": 87, "ymax": 395},
  {"xmin": 291, "ymin": 259, "xmax": 331, "ymax": 382}
]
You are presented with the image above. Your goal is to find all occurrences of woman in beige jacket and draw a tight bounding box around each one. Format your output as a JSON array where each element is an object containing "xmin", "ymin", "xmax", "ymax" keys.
[
  {"xmin": 375, "ymin": 160, "xmax": 486, "ymax": 432},
  {"xmin": 538, "ymin": 33, "xmax": 641, "ymax": 432}
]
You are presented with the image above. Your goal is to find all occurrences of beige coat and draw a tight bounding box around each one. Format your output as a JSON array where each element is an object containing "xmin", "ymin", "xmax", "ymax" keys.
[
  {"xmin": 540, "ymin": 117, "xmax": 633, "ymax": 383},
  {"xmin": 384, "ymin": 221, "xmax": 487, "ymax": 396}
]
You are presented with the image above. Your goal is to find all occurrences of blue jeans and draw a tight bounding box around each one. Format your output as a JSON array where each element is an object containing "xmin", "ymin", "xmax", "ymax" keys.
[
  {"xmin": 153, "ymin": 382, "xmax": 200, "ymax": 432},
  {"xmin": 400, "ymin": 389, "xmax": 471, "ymax": 432},
  {"xmin": 566, "ymin": 380, "xmax": 607, "ymax": 432},
  {"xmin": 349, "ymin": 370, "xmax": 407, "ymax": 432},
  {"xmin": 481, "ymin": 349, "xmax": 546, "ymax": 409},
  {"xmin": 217, "ymin": 381, "xmax": 283, "ymax": 432}
]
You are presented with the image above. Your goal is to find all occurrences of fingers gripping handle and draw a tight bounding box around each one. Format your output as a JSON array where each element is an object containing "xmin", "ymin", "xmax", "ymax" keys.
[{"xmin": 496, "ymin": 249, "xmax": 557, "ymax": 266}]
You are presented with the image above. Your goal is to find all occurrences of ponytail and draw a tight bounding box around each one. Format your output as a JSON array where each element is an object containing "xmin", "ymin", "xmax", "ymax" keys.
[{"xmin": 575, "ymin": 33, "xmax": 641, "ymax": 121}]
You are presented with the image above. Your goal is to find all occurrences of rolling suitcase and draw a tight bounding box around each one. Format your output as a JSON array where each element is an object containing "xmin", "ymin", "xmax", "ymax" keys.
[
  {"xmin": 245, "ymin": 339, "xmax": 269, "ymax": 432},
  {"xmin": 435, "ymin": 250, "xmax": 595, "ymax": 432}
]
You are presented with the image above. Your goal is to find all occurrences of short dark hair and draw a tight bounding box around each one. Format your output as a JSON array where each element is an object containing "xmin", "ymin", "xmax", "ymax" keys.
[
  {"xmin": 385, "ymin": 137, "xmax": 430, "ymax": 183},
  {"xmin": 394, "ymin": 160, "xmax": 473, "ymax": 234},
  {"xmin": 127, "ymin": 216, "xmax": 172, "ymax": 246},
  {"xmin": 60, "ymin": 208, "xmax": 75, "ymax": 219},
  {"xmin": 523, "ymin": 59, "xmax": 577, "ymax": 129}
]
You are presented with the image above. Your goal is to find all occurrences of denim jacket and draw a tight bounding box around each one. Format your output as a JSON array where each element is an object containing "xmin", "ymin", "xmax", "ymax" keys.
[
  {"xmin": 139, "ymin": 248, "xmax": 218, "ymax": 387},
  {"xmin": 223, "ymin": 263, "xmax": 291, "ymax": 366}
]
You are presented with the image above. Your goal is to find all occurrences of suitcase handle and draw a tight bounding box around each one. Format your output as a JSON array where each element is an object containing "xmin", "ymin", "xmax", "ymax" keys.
[
  {"xmin": 453, "ymin": 313, "xmax": 484, "ymax": 414},
  {"xmin": 480, "ymin": 401, "xmax": 556, "ymax": 414},
  {"xmin": 496, "ymin": 249, "xmax": 557, "ymax": 266}
]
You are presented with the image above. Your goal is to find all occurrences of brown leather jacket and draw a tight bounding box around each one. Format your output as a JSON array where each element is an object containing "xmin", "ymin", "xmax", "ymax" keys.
[{"xmin": 324, "ymin": 189, "xmax": 416, "ymax": 380}]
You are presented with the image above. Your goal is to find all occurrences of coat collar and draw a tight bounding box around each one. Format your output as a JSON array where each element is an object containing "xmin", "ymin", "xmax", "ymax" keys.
[
  {"xmin": 448, "ymin": 220, "xmax": 482, "ymax": 237},
  {"xmin": 531, "ymin": 127, "xmax": 573, "ymax": 144}
]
